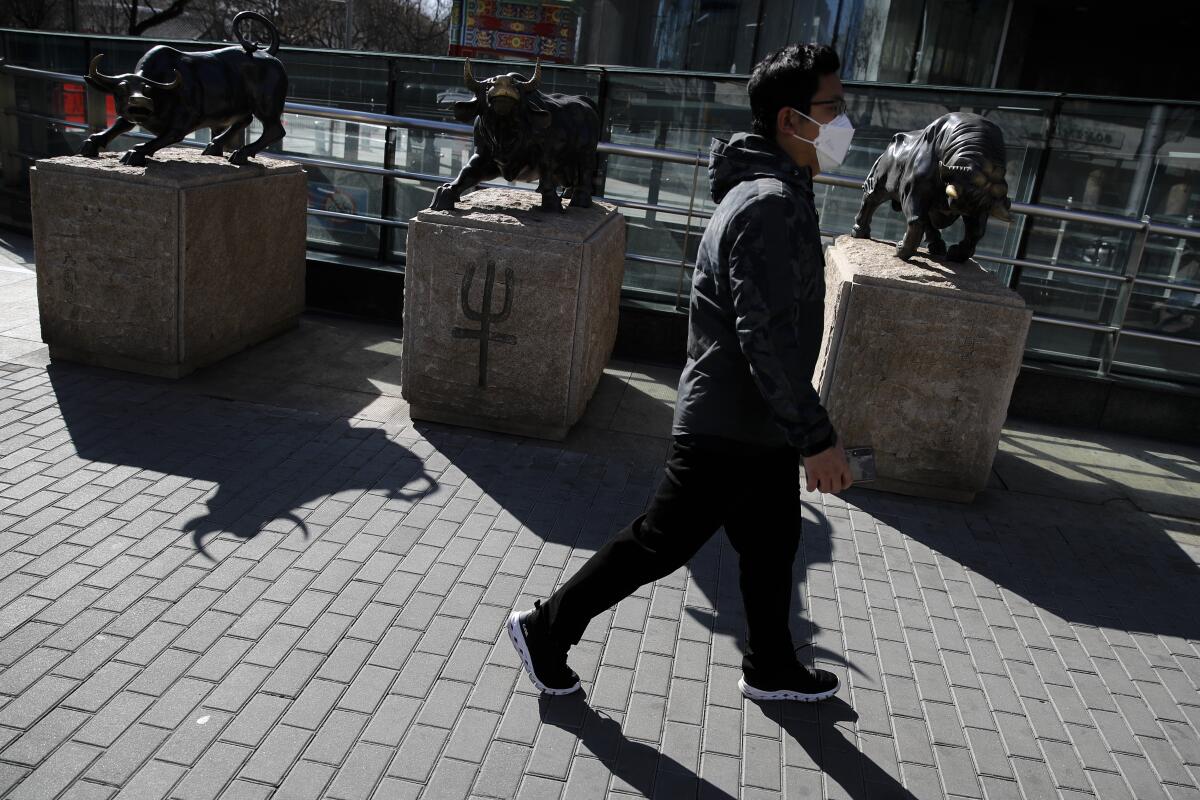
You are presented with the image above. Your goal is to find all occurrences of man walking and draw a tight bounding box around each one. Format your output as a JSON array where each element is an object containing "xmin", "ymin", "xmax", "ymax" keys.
[{"xmin": 508, "ymin": 43, "xmax": 855, "ymax": 702}]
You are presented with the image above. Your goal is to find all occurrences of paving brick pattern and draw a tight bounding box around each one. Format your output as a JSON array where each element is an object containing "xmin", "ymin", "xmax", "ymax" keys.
[{"xmin": 1, "ymin": 359, "xmax": 1199, "ymax": 799}]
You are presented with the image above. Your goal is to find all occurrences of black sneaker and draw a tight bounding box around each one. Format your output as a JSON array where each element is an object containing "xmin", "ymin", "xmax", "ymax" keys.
[
  {"xmin": 507, "ymin": 601, "xmax": 581, "ymax": 696},
  {"xmin": 739, "ymin": 663, "xmax": 839, "ymax": 702}
]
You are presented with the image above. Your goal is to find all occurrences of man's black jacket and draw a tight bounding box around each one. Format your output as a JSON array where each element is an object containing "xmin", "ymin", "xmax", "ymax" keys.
[{"xmin": 672, "ymin": 132, "xmax": 838, "ymax": 456}]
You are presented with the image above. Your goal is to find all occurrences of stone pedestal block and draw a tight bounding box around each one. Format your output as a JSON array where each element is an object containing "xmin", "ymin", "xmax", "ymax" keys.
[
  {"xmin": 31, "ymin": 148, "xmax": 307, "ymax": 378},
  {"xmin": 815, "ymin": 236, "xmax": 1032, "ymax": 502},
  {"xmin": 402, "ymin": 188, "xmax": 626, "ymax": 440}
]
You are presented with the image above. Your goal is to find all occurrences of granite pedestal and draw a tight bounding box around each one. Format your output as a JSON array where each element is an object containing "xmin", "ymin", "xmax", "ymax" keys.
[
  {"xmin": 402, "ymin": 188, "xmax": 626, "ymax": 440},
  {"xmin": 31, "ymin": 148, "xmax": 307, "ymax": 378},
  {"xmin": 815, "ymin": 236, "xmax": 1032, "ymax": 502}
]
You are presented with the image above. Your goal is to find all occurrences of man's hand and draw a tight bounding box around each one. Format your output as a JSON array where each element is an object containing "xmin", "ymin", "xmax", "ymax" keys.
[{"xmin": 803, "ymin": 443, "xmax": 853, "ymax": 494}]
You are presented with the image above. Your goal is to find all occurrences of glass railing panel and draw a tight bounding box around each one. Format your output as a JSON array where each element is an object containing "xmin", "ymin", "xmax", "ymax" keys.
[
  {"xmin": 1013, "ymin": 266, "xmax": 1121, "ymax": 326},
  {"xmin": 1024, "ymin": 100, "xmax": 1166, "ymax": 272},
  {"xmin": 1024, "ymin": 322, "xmax": 1107, "ymax": 371},
  {"xmin": 3, "ymin": 29, "xmax": 88, "ymax": 71},
  {"xmin": 601, "ymin": 71, "xmax": 742, "ymax": 297},
  {"xmin": 1123, "ymin": 282, "xmax": 1200, "ymax": 340},
  {"xmin": 1109, "ymin": 229, "xmax": 1199, "ymax": 382},
  {"xmin": 1111, "ymin": 335, "xmax": 1200, "ymax": 384},
  {"xmin": 8, "ymin": 71, "xmax": 84, "ymax": 196},
  {"xmin": 305, "ymin": 165, "xmax": 384, "ymax": 258},
  {"xmin": 279, "ymin": 50, "xmax": 390, "ymax": 113}
]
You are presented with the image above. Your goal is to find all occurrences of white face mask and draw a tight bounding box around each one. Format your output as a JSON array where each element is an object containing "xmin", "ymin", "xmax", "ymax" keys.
[{"xmin": 789, "ymin": 108, "xmax": 855, "ymax": 172}]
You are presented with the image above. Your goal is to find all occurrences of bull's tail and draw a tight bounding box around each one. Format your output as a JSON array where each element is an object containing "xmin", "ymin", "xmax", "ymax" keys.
[{"xmin": 233, "ymin": 10, "xmax": 280, "ymax": 56}]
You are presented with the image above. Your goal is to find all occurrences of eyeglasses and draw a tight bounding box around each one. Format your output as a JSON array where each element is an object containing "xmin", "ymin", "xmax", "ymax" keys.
[{"xmin": 809, "ymin": 97, "xmax": 847, "ymax": 116}]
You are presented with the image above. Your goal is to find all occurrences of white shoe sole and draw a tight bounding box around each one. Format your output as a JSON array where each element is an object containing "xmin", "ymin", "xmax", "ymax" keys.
[
  {"xmin": 739, "ymin": 676, "xmax": 838, "ymax": 702},
  {"xmin": 507, "ymin": 611, "xmax": 581, "ymax": 696}
]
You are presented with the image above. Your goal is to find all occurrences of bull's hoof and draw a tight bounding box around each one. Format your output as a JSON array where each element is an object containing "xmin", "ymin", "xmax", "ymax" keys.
[
  {"xmin": 895, "ymin": 243, "xmax": 916, "ymax": 261},
  {"xmin": 119, "ymin": 150, "xmax": 147, "ymax": 167},
  {"xmin": 851, "ymin": 224, "xmax": 870, "ymax": 239},
  {"xmin": 429, "ymin": 185, "xmax": 459, "ymax": 212},
  {"xmin": 946, "ymin": 244, "xmax": 973, "ymax": 262},
  {"xmin": 568, "ymin": 194, "xmax": 593, "ymax": 209},
  {"xmin": 228, "ymin": 149, "xmax": 251, "ymax": 165},
  {"xmin": 78, "ymin": 140, "xmax": 100, "ymax": 158},
  {"xmin": 201, "ymin": 143, "xmax": 223, "ymax": 157},
  {"xmin": 927, "ymin": 239, "xmax": 947, "ymax": 257},
  {"xmin": 539, "ymin": 194, "xmax": 565, "ymax": 214}
]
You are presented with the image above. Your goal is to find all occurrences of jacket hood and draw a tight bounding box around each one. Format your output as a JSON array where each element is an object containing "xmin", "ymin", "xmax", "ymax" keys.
[{"xmin": 708, "ymin": 132, "xmax": 814, "ymax": 203}]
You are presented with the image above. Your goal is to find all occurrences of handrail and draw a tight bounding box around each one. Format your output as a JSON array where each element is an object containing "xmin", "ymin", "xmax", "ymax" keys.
[
  {"xmin": 973, "ymin": 253, "xmax": 1128, "ymax": 283},
  {"xmin": 1, "ymin": 63, "xmax": 83, "ymax": 84}
]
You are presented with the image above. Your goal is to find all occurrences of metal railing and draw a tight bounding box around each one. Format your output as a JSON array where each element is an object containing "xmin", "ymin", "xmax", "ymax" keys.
[{"xmin": 2, "ymin": 60, "xmax": 1198, "ymax": 386}]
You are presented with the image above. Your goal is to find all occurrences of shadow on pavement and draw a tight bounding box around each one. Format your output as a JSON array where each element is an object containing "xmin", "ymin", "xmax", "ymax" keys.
[
  {"xmin": 48, "ymin": 362, "xmax": 438, "ymax": 557},
  {"xmin": 846, "ymin": 477, "xmax": 1200, "ymax": 641},
  {"xmin": 539, "ymin": 693, "xmax": 736, "ymax": 799}
]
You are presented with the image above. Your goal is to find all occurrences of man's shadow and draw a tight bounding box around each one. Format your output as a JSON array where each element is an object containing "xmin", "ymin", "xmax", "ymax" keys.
[
  {"xmin": 520, "ymin": 491, "xmax": 906, "ymax": 799},
  {"xmin": 539, "ymin": 693, "xmax": 917, "ymax": 799},
  {"xmin": 539, "ymin": 693, "xmax": 735, "ymax": 799},
  {"xmin": 774, "ymin": 698, "xmax": 919, "ymax": 799},
  {"xmin": 48, "ymin": 364, "xmax": 438, "ymax": 557}
]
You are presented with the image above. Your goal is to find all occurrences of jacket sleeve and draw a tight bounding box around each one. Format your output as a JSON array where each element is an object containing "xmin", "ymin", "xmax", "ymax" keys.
[{"xmin": 726, "ymin": 194, "xmax": 838, "ymax": 457}]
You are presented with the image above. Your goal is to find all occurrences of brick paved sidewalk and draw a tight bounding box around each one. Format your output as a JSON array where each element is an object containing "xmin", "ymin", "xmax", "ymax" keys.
[{"xmin": 1, "ymin": 358, "xmax": 1199, "ymax": 800}]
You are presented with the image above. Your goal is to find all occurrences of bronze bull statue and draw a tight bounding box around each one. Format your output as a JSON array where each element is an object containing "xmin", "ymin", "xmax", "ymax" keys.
[
  {"xmin": 852, "ymin": 112, "xmax": 1013, "ymax": 262},
  {"xmin": 79, "ymin": 11, "xmax": 288, "ymax": 167},
  {"xmin": 430, "ymin": 60, "xmax": 601, "ymax": 213}
]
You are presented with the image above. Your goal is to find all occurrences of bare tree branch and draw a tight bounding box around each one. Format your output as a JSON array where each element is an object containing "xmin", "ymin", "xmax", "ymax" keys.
[{"xmin": 129, "ymin": 0, "xmax": 189, "ymax": 35}]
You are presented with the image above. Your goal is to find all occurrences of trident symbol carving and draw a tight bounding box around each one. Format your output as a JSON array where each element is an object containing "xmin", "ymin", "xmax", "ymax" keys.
[{"xmin": 451, "ymin": 260, "xmax": 516, "ymax": 388}]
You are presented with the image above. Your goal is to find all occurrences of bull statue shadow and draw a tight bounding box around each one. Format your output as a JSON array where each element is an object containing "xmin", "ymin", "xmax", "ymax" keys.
[
  {"xmin": 430, "ymin": 59, "xmax": 601, "ymax": 214},
  {"xmin": 79, "ymin": 10, "xmax": 287, "ymax": 166},
  {"xmin": 47, "ymin": 364, "xmax": 437, "ymax": 559}
]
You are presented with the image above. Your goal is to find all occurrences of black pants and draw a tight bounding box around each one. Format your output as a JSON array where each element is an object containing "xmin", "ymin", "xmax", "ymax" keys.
[{"xmin": 542, "ymin": 435, "xmax": 803, "ymax": 676}]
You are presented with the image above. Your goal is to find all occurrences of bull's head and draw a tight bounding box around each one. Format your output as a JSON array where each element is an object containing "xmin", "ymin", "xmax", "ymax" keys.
[
  {"xmin": 452, "ymin": 59, "xmax": 551, "ymax": 128},
  {"xmin": 86, "ymin": 54, "xmax": 181, "ymax": 124},
  {"xmin": 941, "ymin": 159, "xmax": 1012, "ymax": 222}
]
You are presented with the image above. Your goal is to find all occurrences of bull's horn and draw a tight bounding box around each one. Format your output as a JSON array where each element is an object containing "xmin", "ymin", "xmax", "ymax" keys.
[
  {"xmin": 945, "ymin": 184, "xmax": 959, "ymax": 200},
  {"xmin": 517, "ymin": 60, "xmax": 542, "ymax": 92},
  {"xmin": 145, "ymin": 70, "xmax": 181, "ymax": 90},
  {"xmin": 463, "ymin": 58, "xmax": 484, "ymax": 92},
  {"xmin": 87, "ymin": 54, "xmax": 120, "ymax": 90}
]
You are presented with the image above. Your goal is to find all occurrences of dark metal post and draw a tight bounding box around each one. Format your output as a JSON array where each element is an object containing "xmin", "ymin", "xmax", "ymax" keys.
[
  {"xmin": 1009, "ymin": 93, "xmax": 1065, "ymax": 290},
  {"xmin": 379, "ymin": 60, "xmax": 400, "ymax": 264},
  {"xmin": 0, "ymin": 62, "xmax": 19, "ymax": 190},
  {"xmin": 1100, "ymin": 216, "xmax": 1151, "ymax": 377}
]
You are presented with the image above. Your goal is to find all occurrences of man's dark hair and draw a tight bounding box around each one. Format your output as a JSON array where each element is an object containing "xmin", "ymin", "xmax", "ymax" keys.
[{"xmin": 748, "ymin": 44, "xmax": 841, "ymax": 138}]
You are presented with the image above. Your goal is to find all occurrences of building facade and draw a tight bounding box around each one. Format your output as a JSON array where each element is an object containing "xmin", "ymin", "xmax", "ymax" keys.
[{"xmin": 573, "ymin": 0, "xmax": 1198, "ymax": 102}]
